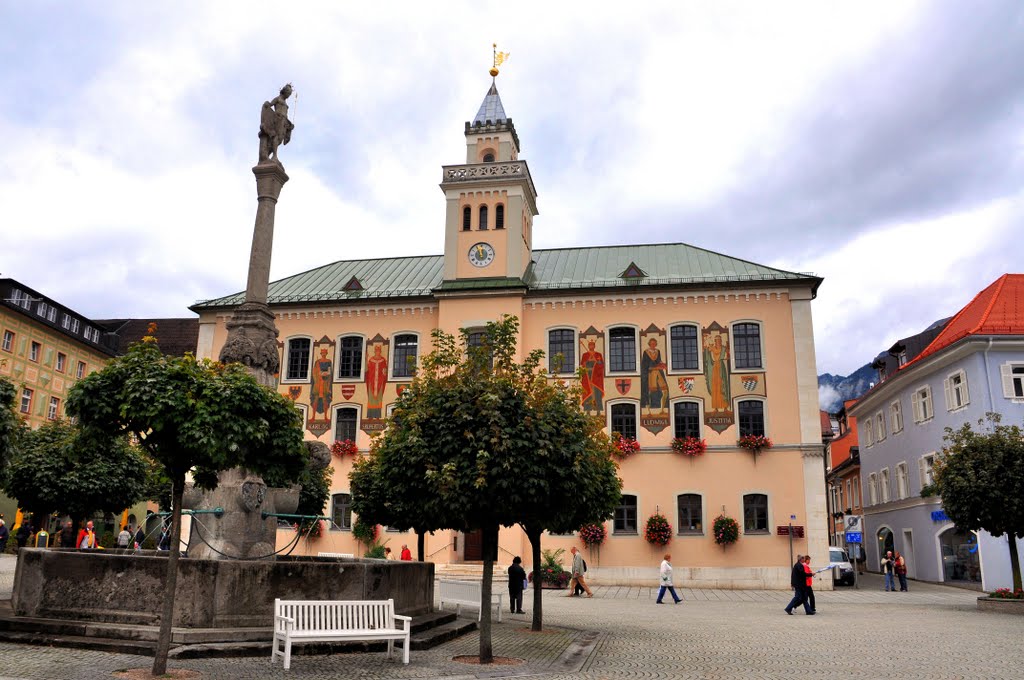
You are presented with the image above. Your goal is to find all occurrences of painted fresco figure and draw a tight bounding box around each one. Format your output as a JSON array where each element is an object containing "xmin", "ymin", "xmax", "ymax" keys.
[
  {"xmin": 310, "ymin": 348, "xmax": 333, "ymax": 420},
  {"xmin": 365, "ymin": 344, "xmax": 388, "ymax": 419},
  {"xmin": 579, "ymin": 339, "xmax": 605, "ymax": 414},
  {"xmin": 258, "ymin": 84, "xmax": 295, "ymax": 164},
  {"xmin": 703, "ymin": 333, "xmax": 730, "ymax": 412},
  {"xmin": 640, "ymin": 338, "xmax": 669, "ymax": 414}
]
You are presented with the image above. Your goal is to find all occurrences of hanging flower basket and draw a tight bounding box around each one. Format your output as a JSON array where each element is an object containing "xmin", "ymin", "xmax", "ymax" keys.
[
  {"xmin": 712, "ymin": 514, "xmax": 739, "ymax": 546},
  {"xmin": 331, "ymin": 439, "xmax": 359, "ymax": 457},
  {"xmin": 737, "ymin": 434, "xmax": 773, "ymax": 456},
  {"xmin": 613, "ymin": 434, "xmax": 641, "ymax": 460},
  {"xmin": 644, "ymin": 513, "xmax": 672, "ymax": 547},
  {"xmin": 671, "ymin": 436, "xmax": 707, "ymax": 457},
  {"xmin": 352, "ymin": 518, "xmax": 378, "ymax": 545},
  {"xmin": 579, "ymin": 523, "xmax": 607, "ymax": 548}
]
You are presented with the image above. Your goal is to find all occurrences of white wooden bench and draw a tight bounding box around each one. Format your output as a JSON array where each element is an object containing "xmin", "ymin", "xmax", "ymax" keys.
[
  {"xmin": 317, "ymin": 552, "xmax": 354, "ymax": 558},
  {"xmin": 438, "ymin": 579, "xmax": 503, "ymax": 622},
  {"xmin": 272, "ymin": 598, "xmax": 411, "ymax": 669}
]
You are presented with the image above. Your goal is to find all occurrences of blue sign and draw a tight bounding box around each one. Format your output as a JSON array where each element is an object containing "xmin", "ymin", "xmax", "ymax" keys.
[
  {"xmin": 845, "ymin": 531, "xmax": 863, "ymax": 543},
  {"xmin": 931, "ymin": 510, "xmax": 949, "ymax": 522}
]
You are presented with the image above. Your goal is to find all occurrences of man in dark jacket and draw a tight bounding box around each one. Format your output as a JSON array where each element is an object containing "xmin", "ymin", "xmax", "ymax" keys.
[
  {"xmin": 507, "ymin": 556, "xmax": 528, "ymax": 614},
  {"xmin": 58, "ymin": 520, "xmax": 77, "ymax": 548},
  {"xmin": 784, "ymin": 555, "xmax": 813, "ymax": 615}
]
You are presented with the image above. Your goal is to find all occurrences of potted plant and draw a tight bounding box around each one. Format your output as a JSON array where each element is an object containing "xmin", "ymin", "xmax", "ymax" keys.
[
  {"xmin": 579, "ymin": 523, "xmax": 607, "ymax": 549},
  {"xmin": 331, "ymin": 439, "xmax": 359, "ymax": 457},
  {"xmin": 527, "ymin": 548, "xmax": 571, "ymax": 589},
  {"xmin": 712, "ymin": 514, "xmax": 739, "ymax": 547},
  {"xmin": 613, "ymin": 433, "xmax": 641, "ymax": 460},
  {"xmin": 737, "ymin": 434, "xmax": 773, "ymax": 458},
  {"xmin": 671, "ymin": 436, "xmax": 707, "ymax": 457},
  {"xmin": 644, "ymin": 513, "xmax": 672, "ymax": 547}
]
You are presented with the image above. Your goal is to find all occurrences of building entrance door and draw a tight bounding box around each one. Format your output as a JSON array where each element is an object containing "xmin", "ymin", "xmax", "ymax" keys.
[{"xmin": 464, "ymin": 529, "xmax": 483, "ymax": 561}]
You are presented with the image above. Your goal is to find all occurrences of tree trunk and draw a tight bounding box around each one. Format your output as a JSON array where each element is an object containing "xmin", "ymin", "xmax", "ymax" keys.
[
  {"xmin": 152, "ymin": 473, "xmax": 184, "ymax": 676},
  {"xmin": 525, "ymin": 524, "xmax": 544, "ymax": 632},
  {"xmin": 417, "ymin": 529, "xmax": 425, "ymax": 562},
  {"xmin": 478, "ymin": 523, "xmax": 497, "ymax": 664},
  {"xmin": 1009, "ymin": 533, "xmax": 1022, "ymax": 592}
]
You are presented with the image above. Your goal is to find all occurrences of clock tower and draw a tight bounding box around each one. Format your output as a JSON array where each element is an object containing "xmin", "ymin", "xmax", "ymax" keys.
[{"xmin": 440, "ymin": 78, "xmax": 539, "ymax": 284}]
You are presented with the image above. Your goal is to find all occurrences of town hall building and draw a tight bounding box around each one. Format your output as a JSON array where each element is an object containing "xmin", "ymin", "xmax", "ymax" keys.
[{"xmin": 192, "ymin": 78, "xmax": 828, "ymax": 588}]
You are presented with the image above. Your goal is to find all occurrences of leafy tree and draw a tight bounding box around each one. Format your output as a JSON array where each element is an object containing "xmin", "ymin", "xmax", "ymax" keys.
[
  {"xmin": 0, "ymin": 376, "xmax": 21, "ymax": 480},
  {"xmin": 67, "ymin": 338, "xmax": 308, "ymax": 676},
  {"xmin": 351, "ymin": 316, "xmax": 621, "ymax": 661},
  {"xmin": 934, "ymin": 413, "xmax": 1024, "ymax": 591},
  {"xmin": 3, "ymin": 420, "xmax": 148, "ymax": 525},
  {"xmin": 293, "ymin": 462, "xmax": 332, "ymax": 538}
]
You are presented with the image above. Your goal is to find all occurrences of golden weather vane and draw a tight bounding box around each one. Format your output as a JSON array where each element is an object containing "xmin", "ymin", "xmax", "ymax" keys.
[{"xmin": 490, "ymin": 43, "xmax": 510, "ymax": 77}]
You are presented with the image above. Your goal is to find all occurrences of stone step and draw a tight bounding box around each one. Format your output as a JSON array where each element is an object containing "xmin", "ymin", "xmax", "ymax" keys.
[
  {"xmin": 0, "ymin": 629, "xmax": 156, "ymax": 656},
  {"xmin": 411, "ymin": 618, "xmax": 478, "ymax": 650}
]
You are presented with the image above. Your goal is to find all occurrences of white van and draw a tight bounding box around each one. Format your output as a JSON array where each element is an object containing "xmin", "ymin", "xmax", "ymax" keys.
[{"xmin": 829, "ymin": 546, "xmax": 855, "ymax": 586}]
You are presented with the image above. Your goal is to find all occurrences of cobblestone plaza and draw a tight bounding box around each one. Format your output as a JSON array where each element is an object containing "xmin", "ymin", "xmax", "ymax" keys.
[{"xmin": 0, "ymin": 560, "xmax": 1021, "ymax": 680}]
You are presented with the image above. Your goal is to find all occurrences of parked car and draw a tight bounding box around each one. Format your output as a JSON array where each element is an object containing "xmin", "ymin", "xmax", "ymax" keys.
[{"xmin": 829, "ymin": 547, "xmax": 855, "ymax": 586}]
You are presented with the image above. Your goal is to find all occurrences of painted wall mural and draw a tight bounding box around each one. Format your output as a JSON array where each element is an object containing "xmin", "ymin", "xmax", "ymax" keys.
[
  {"xmin": 702, "ymin": 322, "xmax": 732, "ymax": 434},
  {"xmin": 578, "ymin": 326, "xmax": 605, "ymax": 416},
  {"xmin": 308, "ymin": 335, "xmax": 335, "ymax": 437},
  {"xmin": 639, "ymin": 324, "xmax": 670, "ymax": 435},
  {"xmin": 362, "ymin": 333, "xmax": 389, "ymax": 433}
]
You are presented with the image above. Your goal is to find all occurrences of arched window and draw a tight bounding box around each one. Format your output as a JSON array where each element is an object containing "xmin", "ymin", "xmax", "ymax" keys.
[
  {"xmin": 462, "ymin": 206, "xmax": 471, "ymax": 231},
  {"xmin": 608, "ymin": 327, "xmax": 637, "ymax": 373},
  {"xmin": 483, "ymin": 152, "xmax": 495, "ymax": 162},
  {"xmin": 610, "ymin": 403, "xmax": 638, "ymax": 440},
  {"xmin": 547, "ymin": 329, "xmax": 576, "ymax": 374},
  {"xmin": 733, "ymin": 322, "xmax": 763, "ymax": 369},
  {"xmin": 479, "ymin": 205, "xmax": 489, "ymax": 230},
  {"xmin": 336, "ymin": 335, "xmax": 363, "ymax": 379},
  {"xmin": 738, "ymin": 399, "xmax": 765, "ymax": 437},
  {"xmin": 495, "ymin": 204, "xmax": 505, "ymax": 229},
  {"xmin": 392, "ymin": 334, "xmax": 418, "ymax": 378},
  {"xmin": 673, "ymin": 401, "xmax": 701, "ymax": 439},
  {"xmin": 335, "ymin": 407, "xmax": 358, "ymax": 442},
  {"xmin": 285, "ymin": 337, "xmax": 311, "ymax": 381},
  {"xmin": 669, "ymin": 324, "xmax": 699, "ymax": 371}
]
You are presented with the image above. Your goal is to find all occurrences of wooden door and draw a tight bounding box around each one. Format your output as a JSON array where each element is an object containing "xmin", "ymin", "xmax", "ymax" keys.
[{"xmin": 463, "ymin": 529, "xmax": 483, "ymax": 561}]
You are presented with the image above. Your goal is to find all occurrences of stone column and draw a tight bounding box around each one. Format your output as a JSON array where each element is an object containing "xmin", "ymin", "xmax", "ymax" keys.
[{"xmin": 217, "ymin": 162, "xmax": 289, "ymax": 387}]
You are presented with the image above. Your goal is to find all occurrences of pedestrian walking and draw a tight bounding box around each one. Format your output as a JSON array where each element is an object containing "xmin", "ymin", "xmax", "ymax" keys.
[
  {"xmin": 400, "ymin": 544, "xmax": 412, "ymax": 561},
  {"xmin": 507, "ymin": 556, "xmax": 527, "ymax": 614},
  {"xmin": 881, "ymin": 550, "xmax": 896, "ymax": 592},
  {"xmin": 895, "ymin": 551, "xmax": 909, "ymax": 591},
  {"xmin": 116, "ymin": 526, "xmax": 132, "ymax": 548},
  {"xmin": 15, "ymin": 522, "xmax": 31, "ymax": 550},
  {"xmin": 784, "ymin": 554, "xmax": 812, "ymax": 615},
  {"xmin": 565, "ymin": 546, "xmax": 593, "ymax": 598},
  {"xmin": 58, "ymin": 520, "xmax": 77, "ymax": 548},
  {"xmin": 803, "ymin": 555, "xmax": 816, "ymax": 613},
  {"xmin": 655, "ymin": 553, "xmax": 682, "ymax": 604}
]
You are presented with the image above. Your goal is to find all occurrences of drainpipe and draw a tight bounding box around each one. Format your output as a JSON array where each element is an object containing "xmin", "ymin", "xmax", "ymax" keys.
[{"xmin": 982, "ymin": 338, "xmax": 995, "ymax": 411}]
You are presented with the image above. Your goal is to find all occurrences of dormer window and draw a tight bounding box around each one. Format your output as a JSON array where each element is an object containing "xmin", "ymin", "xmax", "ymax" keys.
[
  {"xmin": 479, "ymin": 205, "xmax": 488, "ymax": 230},
  {"xmin": 462, "ymin": 206, "xmax": 471, "ymax": 231},
  {"xmin": 495, "ymin": 204, "xmax": 504, "ymax": 230}
]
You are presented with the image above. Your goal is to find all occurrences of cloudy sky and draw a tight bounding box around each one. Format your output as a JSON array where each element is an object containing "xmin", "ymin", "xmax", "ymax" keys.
[{"xmin": 2, "ymin": 2, "xmax": 1022, "ymax": 380}]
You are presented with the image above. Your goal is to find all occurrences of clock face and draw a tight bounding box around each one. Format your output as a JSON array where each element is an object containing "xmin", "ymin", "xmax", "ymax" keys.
[{"xmin": 468, "ymin": 242, "xmax": 495, "ymax": 268}]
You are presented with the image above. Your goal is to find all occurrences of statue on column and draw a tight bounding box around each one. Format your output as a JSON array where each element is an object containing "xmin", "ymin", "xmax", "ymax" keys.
[{"xmin": 259, "ymin": 84, "xmax": 295, "ymax": 164}]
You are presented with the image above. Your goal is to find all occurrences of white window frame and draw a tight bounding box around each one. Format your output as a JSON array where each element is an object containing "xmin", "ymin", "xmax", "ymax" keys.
[
  {"xmin": 890, "ymin": 399, "xmax": 903, "ymax": 434},
  {"xmin": 55, "ymin": 352, "xmax": 66, "ymax": 373},
  {"xmin": 330, "ymin": 492, "xmax": 353, "ymax": 531},
  {"xmin": 879, "ymin": 467, "xmax": 891, "ymax": 503},
  {"xmin": 666, "ymin": 321, "xmax": 702, "ymax": 374},
  {"xmin": 944, "ymin": 370, "xmax": 970, "ymax": 411},
  {"xmin": 390, "ymin": 331, "xmax": 421, "ymax": 380},
  {"xmin": 863, "ymin": 419, "xmax": 874, "ymax": 447},
  {"xmin": 670, "ymin": 397, "xmax": 704, "ymax": 440},
  {"xmin": 335, "ymin": 333, "xmax": 366, "ymax": 381},
  {"xmin": 1, "ymin": 330, "xmax": 12, "ymax": 352},
  {"xmin": 853, "ymin": 476, "xmax": 861, "ymax": 509},
  {"xmin": 61, "ymin": 313, "xmax": 72, "ymax": 329},
  {"xmin": 1001, "ymin": 362, "xmax": 1024, "ymax": 400},
  {"xmin": 546, "ymin": 326, "xmax": 578, "ymax": 376},
  {"xmin": 895, "ymin": 462, "xmax": 910, "ymax": 500},
  {"xmin": 911, "ymin": 385, "xmax": 933, "ymax": 423},
  {"xmin": 47, "ymin": 396, "xmax": 60, "ymax": 420},
  {"xmin": 845, "ymin": 479, "xmax": 852, "ymax": 510},
  {"xmin": 76, "ymin": 361, "xmax": 86, "ymax": 379},
  {"xmin": 867, "ymin": 473, "xmax": 878, "ymax": 506},
  {"xmin": 730, "ymin": 320, "xmax": 765, "ymax": 371},
  {"xmin": 282, "ymin": 335, "xmax": 314, "ymax": 383},
  {"xmin": 29, "ymin": 341, "xmax": 40, "ymax": 362},
  {"xmin": 70, "ymin": 318, "xmax": 80, "ymax": 334},
  {"xmin": 20, "ymin": 388, "xmax": 33, "ymax": 414},
  {"xmin": 919, "ymin": 453, "xmax": 936, "ymax": 488},
  {"xmin": 875, "ymin": 412, "xmax": 886, "ymax": 442},
  {"xmin": 332, "ymin": 403, "xmax": 362, "ymax": 443},
  {"xmin": 606, "ymin": 399, "xmax": 640, "ymax": 440},
  {"xmin": 606, "ymin": 324, "xmax": 640, "ymax": 375}
]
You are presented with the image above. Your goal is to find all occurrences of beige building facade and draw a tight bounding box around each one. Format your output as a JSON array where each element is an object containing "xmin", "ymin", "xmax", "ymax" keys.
[{"xmin": 193, "ymin": 81, "xmax": 828, "ymax": 588}]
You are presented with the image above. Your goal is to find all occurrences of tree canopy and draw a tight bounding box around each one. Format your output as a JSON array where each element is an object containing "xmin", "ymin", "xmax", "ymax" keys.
[
  {"xmin": 3, "ymin": 419, "xmax": 148, "ymax": 523},
  {"xmin": 351, "ymin": 316, "xmax": 622, "ymax": 658},
  {"xmin": 935, "ymin": 413, "xmax": 1024, "ymax": 591},
  {"xmin": 66, "ymin": 336, "xmax": 308, "ymax": 675},
  {"xmin": 0, "ymin": 376, "xmax": 21, "ymax": 479}
]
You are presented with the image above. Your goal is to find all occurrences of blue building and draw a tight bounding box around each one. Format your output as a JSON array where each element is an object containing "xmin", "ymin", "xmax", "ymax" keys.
[{"xmin": 850, "ymin": 274, "xmax": 1024, "ymax": 590}]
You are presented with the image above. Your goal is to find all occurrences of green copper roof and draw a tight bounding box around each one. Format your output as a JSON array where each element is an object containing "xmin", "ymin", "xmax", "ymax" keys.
[{"xmin": 192, "ymin": 243, "xmax": 820, "ymax": 310}]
